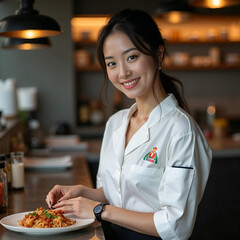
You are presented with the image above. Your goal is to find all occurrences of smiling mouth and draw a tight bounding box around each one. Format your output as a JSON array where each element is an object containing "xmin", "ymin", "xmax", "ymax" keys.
[{"xmin": 122, "ymin": 78, "xmax": 140, "ymax": 87}]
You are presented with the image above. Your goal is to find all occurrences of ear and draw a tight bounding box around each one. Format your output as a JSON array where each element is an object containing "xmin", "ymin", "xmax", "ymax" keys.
[{"xmin": 157, "ymin": 45, "xmax": 164, "ymax": 63}]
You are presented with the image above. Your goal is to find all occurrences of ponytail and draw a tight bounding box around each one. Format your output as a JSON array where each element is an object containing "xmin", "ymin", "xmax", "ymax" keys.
[{"xmin": 160, "ymin": 71, "xmax": 190, "ymax": 114}]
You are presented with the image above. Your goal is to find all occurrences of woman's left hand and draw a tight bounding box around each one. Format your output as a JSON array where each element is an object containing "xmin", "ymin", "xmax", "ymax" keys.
[{"xmin": 51, "ymin": 196, "xmax": 100, "ymax": 219}]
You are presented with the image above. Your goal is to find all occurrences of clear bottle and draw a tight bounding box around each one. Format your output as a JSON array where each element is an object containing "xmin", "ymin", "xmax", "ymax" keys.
[
  {"xmin": 11, "ymin": 152, "xmax": 25, "ymax": 190},
  {"xmin": 0, "ymin": 162, "xmax": 8, "ymax": 213}
]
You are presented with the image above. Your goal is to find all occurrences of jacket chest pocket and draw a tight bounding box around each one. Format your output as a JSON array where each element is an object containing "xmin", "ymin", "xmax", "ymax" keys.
[{"xmin": 126, "ymin": 165, "xmax": 164, "ymax": 205}]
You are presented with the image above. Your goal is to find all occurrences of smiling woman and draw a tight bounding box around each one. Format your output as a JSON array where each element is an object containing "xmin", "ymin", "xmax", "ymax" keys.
[{"xmin": 45, "ymin": 9, "xmax": 212, "ymax": 240}]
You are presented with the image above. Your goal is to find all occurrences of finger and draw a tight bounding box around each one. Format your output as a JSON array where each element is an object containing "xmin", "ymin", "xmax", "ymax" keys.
[
  {"xmin": 46, "ymin": 193, "xmax": 55, "ymax": 208},
  {"xmin": 57, "ymin": 192, "xmax": 72, "ymax": 203},
  {"xmin": 52, "ymin": 199, "xmax": 72, "ymax": 209},
  {"xmin": 53, "ymin": 205, "xmax": 74, "ymax": 214},
  {"xmin": 45, "ymin": 195, "xmax": 51, "ymax": 208},
  {"xmin": 47, "ymin": 186, "xmax": 64, "ymax": 206}
]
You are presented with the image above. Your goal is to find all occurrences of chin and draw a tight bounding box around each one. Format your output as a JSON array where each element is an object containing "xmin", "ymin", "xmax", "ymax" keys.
[{"xmin": 123, "ymin": 92, "xmax": 137, "ymax": 99}]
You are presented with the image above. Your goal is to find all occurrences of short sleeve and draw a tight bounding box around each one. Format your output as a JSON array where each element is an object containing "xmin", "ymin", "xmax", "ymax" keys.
[{"xmin": 154, "ymin": 133, "xmax": 212, "ymax": 239}]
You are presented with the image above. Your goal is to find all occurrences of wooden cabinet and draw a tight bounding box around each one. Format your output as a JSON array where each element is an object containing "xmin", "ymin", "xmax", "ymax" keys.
[
  {"xmin": 75, "ymin": 39, "xmax": 240, "ymax": 72},
  {"xmin": 72, "ymin": 15, "xmax": 240, "ymax": 133}
]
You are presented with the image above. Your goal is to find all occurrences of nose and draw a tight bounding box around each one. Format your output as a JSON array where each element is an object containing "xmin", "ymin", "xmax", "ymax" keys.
[{"xmin": 119, "ymin": 63, "xmax": 131, "ymax": 79}]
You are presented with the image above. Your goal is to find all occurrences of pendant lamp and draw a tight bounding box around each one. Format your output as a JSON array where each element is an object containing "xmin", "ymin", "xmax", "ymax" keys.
[
  {"xmin": 189, "ymin": 0, "xmax": 240, "ymax": 9},
  {"xmin": 0, "ymin": 0, "xmax": 62, "ymax": 39},
  {"xmin": 1, "ymin": 37, "xmax": 51, "ymax": 50},
  {"xmin": 155, "ymin": 0, "xmax": 193, "ymax": 23}
]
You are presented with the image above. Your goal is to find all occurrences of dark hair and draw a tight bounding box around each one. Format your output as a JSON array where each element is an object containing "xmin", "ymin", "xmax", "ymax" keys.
[{"xmin": 97, "ymin": 9, "xmax": 190, "ymax": 113}]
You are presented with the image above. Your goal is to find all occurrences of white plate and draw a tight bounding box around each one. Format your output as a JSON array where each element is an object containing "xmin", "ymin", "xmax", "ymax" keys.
[
  {"xmin": 23, "ymin": 155, "xmax": 73, "ymax": 169},
  {"xmin": 0, "ymin": 211, "xmax": 94, "ymax": 235}
]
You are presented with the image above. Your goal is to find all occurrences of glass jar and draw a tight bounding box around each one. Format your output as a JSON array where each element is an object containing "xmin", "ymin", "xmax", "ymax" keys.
[
  {"xmin": 0, "ymin": 162, "xmax": 8, "ymax": 213},
  {"xmin": 213, "ymin": 118, "xmax": 228, "ymax": 138},
  {"xmin": 11, "ymin": 152, "xmax": 25, "ymax": 189}
]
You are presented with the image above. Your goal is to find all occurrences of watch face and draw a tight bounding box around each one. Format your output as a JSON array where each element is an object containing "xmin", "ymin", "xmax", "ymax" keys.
[{"xmin": 94, "ymin": 205, "xmax": 102, "ymax": 214}]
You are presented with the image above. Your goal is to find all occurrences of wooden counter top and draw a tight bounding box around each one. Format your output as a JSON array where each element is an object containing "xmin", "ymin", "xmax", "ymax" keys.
[
  {"xmin": 207, "ymin": 136, "xmax": 240, "ymax": 158},
  {"xmin": 0, "ymin": 155, "xmax": 105, "ymax": 240}
]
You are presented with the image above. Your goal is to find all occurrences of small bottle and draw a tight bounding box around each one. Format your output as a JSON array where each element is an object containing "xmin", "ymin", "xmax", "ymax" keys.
[
  {"xmin": 78, "ymin": 95, "xmax": 90, "ymax": 125},
  {"xmin": 5, "ymin": 153, "xmax": 12, "ymax": 190},
  {"xmin": 0, "ymin": 162, "xmax": 8, "ymax": 213},
  {"xmin": 0, "ymin": 111, "xmax": 6, "ymax": 131},
  {"xmin": 0, "ymin": 154, "xmax": 8, "ymax": 184},
  {"xmin": 11, "ymin": 152, "xmax": 25, "ymax": 190}
]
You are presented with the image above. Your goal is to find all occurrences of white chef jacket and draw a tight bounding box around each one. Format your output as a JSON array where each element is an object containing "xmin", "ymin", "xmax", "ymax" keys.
[{"xmin": 97, "ymin": 94, "xmax": 212, "ymax": 240}]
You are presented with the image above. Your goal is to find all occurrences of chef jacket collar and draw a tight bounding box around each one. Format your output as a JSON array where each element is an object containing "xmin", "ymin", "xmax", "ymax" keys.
[
  {"xmin": 147, "ymin": 93, "xmax": 179, "ymax": 128},
  {"xmin": 126, "ymin": 94, "xmax": 179, "ymax": 127},
  {"xmin": 123, "ymin": 94, "xmax": 178, "ymax": 156}
]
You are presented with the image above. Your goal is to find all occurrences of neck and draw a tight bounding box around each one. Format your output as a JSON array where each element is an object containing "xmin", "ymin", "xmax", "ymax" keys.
[{"xmin": 134, "ymin": 82, "xmax": 168, "ymax": 120}]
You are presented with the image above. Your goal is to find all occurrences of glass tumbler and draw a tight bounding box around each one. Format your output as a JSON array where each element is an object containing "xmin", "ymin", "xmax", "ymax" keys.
[{"xmin": 11, "ymin": 152, "xmax": 25, "ymax": 189}]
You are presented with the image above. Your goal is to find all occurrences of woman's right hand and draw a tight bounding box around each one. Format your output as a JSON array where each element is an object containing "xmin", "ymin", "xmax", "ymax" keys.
[{"xmin": 45, "ymin": 185, "xmax": 82, "ymax": 209}]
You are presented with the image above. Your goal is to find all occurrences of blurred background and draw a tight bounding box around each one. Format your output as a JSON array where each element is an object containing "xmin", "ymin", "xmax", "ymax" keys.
[
  {"xmin": 0, "ymin": 1, "xmax": 240, "ymax": 239},
  {"xmin": 0, "ymin": 0, "xmax": 240, "ymax": 138}
]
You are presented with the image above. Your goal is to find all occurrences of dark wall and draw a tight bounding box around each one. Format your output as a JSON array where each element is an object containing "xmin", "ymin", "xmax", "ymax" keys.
[
  {"xmin": 0, "ymin": 0, "xmax": 74, "ymax": 132},
  {"xmin": 73, "ymin": 0, "xmax": 240, "ymax": 15},
  {"xmin": 73, "ymin": 0, "xmax": 160, "ymax": 15},
  {"xmin": 191, "ymin": 157, "xmax": 240, "ymax": 239}
]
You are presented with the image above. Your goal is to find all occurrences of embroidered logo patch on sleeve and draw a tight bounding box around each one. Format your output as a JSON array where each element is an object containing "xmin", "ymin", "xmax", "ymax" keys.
[{"xmin": 143, "ymin": 147, "xmax": 158, "ymax": 164}]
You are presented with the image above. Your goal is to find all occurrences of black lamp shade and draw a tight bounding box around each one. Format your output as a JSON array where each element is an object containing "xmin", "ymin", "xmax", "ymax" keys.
[
  {"xmin": 155, "ymin": 0, "xmax": 192, "ymax": 14},
  {"xmin": 155, "ymin": 0, "xmax": 193, "ymax": 23},
  {"xmin": 1, "ymin": 37, "xmax": 51, "ymax": 50},
  {"xmin": 0, "ymin": 14, "xmax": 62, "ymax": 38},
  {"xmin": 0, "ymin": 0, "xmax": 63, "ymax": 39}
]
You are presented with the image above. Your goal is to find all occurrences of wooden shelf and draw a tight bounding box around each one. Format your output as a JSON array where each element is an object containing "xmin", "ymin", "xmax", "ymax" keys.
[
  {"xmin": 165, "ymin": 40, "xmax": 240, "ymax": 44},
  {"xmin": 164, "ymin": 63, "xmax": 240, "ymax": 71},
  {"xmin": 75, "ymin": 63, "xmax": 240, "ymax": 72},
  {"xmin": 75, "ymin": 65, "xmax": 102, "ymax": 72},
  {"xmin": 74, "ymin": 40, "xmax": 240, "ymax": 46},
  {"xmin": 74, "ymin": 40, "xmax": 97, "ymax": 46}
]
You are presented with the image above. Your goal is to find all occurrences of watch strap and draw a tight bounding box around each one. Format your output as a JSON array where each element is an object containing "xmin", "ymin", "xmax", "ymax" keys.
[{"xmin": 93, "ymin": 203, "xmax": 108, "ymax": 222}]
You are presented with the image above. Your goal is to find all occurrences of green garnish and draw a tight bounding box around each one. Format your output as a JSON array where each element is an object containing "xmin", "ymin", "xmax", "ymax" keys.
[
  {"xmin": 42, "ymin": 209, "xmax": 58, "ymax": 219},
  {"xmin": 29, "ymin": 212, "xmax": 37, "ymax": 216},
  {"xmin": 43, "ymin": 209, "xmax": 52, "ymax": 219}
]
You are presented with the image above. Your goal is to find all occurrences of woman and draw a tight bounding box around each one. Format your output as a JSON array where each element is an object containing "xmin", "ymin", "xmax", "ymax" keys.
[{"xmin": 46, "ymin": 9, "xmax": 212, "ymax": 240}]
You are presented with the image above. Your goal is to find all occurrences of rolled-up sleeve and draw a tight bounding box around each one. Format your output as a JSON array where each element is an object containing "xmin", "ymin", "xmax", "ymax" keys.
[{"xmin": 154, "ymin": 133, "xmax": 212, "ymax": 240}]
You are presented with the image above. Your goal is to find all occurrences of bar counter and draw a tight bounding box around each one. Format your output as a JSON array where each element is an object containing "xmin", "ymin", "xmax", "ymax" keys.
[{"xmin": 0, "ymin": 154, "xmax": 105, "ymax": 240}]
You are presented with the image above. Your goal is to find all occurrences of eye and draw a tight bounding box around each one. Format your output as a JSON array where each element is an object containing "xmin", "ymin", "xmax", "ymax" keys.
[
  {"xmin": 128, "ymin": 55, "xmax": 138, "ymax": 62},
  {"xmin": 106, "ymin": 61, "xmax": 116, "ymax": 68}
]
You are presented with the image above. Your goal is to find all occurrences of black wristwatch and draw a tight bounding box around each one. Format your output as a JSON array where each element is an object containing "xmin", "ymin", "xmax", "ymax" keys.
[{"xmin": 93, "ymin": 203, "xmax": 108, "ymax": 222}]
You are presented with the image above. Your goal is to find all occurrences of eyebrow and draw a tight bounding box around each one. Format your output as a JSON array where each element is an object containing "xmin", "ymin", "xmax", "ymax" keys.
[{"xmin": 104, "ymin": 47, "xmax": 137, "ymax": 60}]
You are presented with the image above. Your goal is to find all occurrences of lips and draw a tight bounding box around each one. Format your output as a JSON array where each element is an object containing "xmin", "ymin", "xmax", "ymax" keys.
[{"xmin": 122, "ymin": 78, "xmax": 140, "ymax": 89}]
